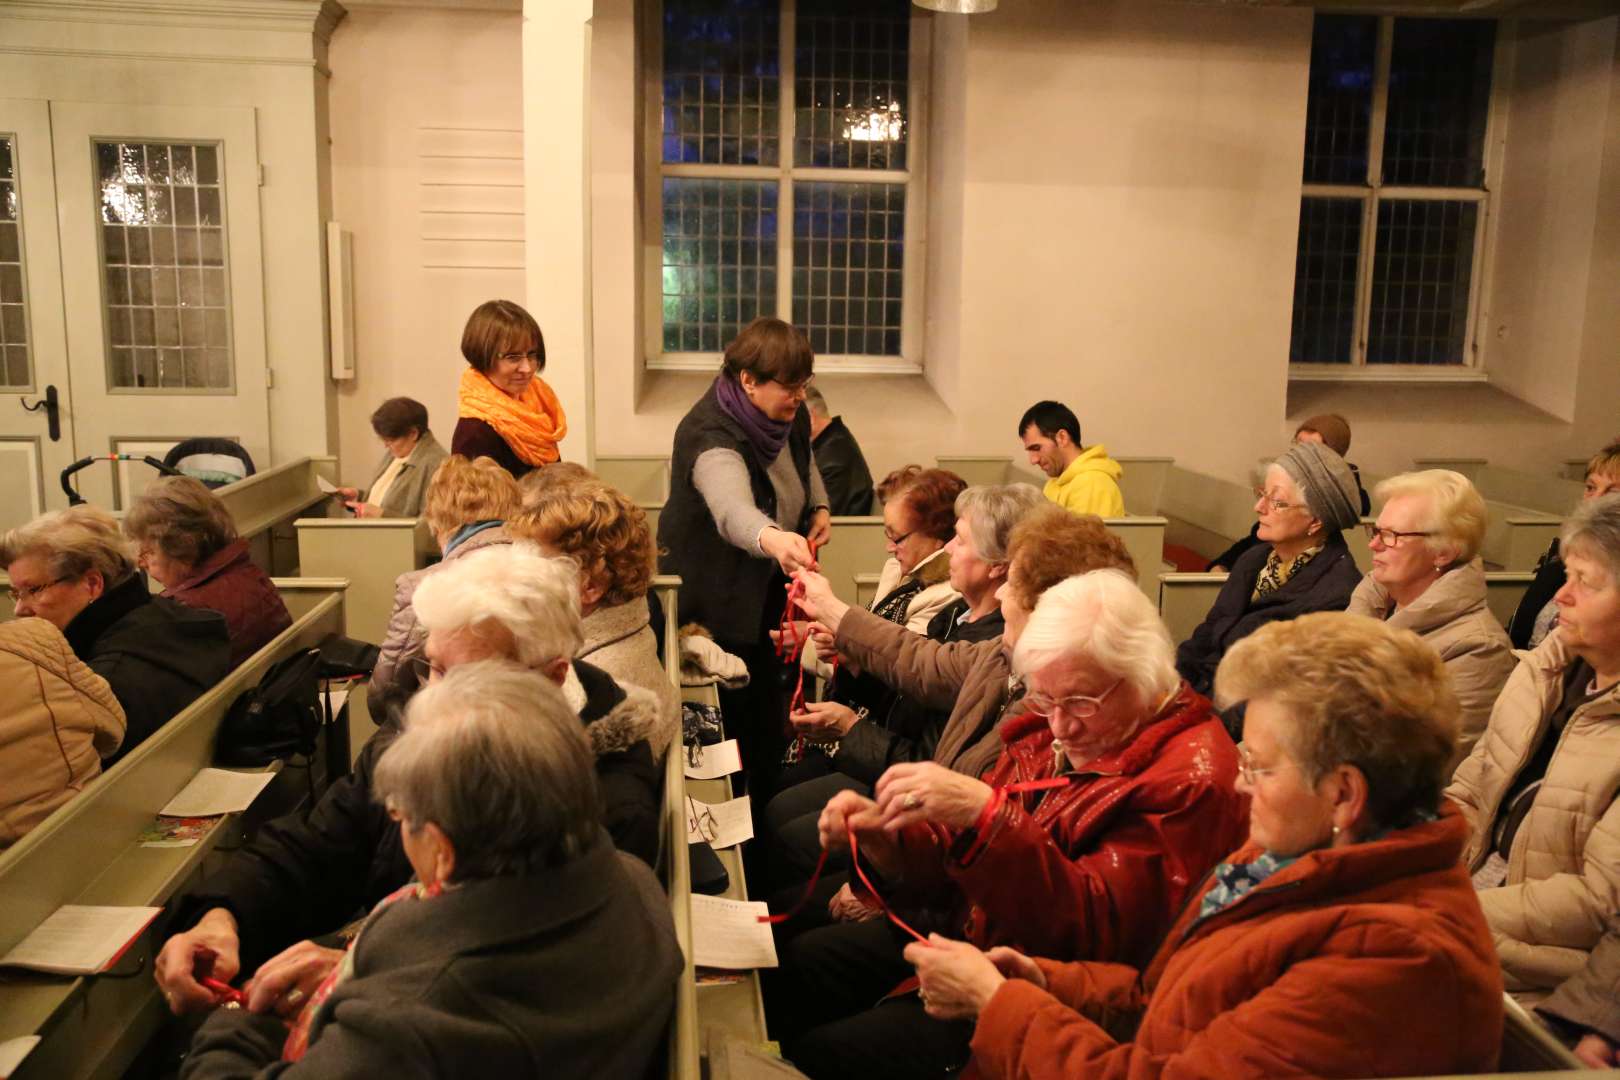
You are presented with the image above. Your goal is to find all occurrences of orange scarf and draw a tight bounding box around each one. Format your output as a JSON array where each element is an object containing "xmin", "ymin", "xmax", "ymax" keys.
[{"xmin": 457, "ymin": 367, "xmax": 567, "ymax": 466}]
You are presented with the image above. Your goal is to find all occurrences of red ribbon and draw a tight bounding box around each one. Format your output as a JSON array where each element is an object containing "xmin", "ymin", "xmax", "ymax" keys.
[
  {"xmin": 776, "ymin": 540, "xmax": 834, "ymax": 752},
  {"xmin": 757, "ymin": 776, "xmax": 1074, "ymax": 945}
]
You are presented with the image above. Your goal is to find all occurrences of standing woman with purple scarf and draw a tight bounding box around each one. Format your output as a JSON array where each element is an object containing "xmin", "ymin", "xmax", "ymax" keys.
[{"xmin": 659, "ymin": 318, "xmax": 832, "ymax": 796}]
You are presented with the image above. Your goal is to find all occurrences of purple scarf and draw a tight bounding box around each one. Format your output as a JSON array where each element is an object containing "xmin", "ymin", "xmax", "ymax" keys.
[{"xmin": 714, "ymin": 374, "xmax": 793, "ymax": 465}]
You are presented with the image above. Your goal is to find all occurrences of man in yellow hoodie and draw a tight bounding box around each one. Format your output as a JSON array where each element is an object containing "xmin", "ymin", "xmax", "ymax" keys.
[{"xmin": 1017, "ymin": 400, "xmax": 1125, "ymax": 517}]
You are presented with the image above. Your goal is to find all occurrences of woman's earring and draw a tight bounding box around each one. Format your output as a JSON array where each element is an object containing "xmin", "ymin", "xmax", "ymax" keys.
[{"xmin": 1331, "ymin": 825, "xmax": 1341, "ymax": 837}]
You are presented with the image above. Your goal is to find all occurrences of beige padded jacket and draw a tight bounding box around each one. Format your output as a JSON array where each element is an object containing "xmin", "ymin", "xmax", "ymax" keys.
[
  {"xmin": 1445, "ymin": 630, "xmax": 1620, "ymax": 992},
  {"xmin": 0, "ymin": 618, "xmax": 126, "ymax": 847},
  {"xmin": 1348, "ymin": 559, "xmax": 1518, "ymax": 762}
]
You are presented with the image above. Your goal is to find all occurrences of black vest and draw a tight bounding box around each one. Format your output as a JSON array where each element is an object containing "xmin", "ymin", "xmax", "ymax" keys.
[{"xmin": 657, "ymin": 378, "xmax": 814, "ymax": 644}]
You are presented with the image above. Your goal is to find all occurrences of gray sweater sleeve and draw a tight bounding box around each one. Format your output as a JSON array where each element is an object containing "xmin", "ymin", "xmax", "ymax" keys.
[{"xmin": 693, "ymin": 448, "xmax": 775, "ymax": 557}]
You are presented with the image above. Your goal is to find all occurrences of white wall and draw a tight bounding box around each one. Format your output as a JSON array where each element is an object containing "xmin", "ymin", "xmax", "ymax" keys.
[{"xmin": 327, "ymin": 5, "xmax": 525, "ymax": 483}]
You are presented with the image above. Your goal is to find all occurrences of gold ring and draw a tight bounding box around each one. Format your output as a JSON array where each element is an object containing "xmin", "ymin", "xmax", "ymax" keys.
[
  {"xmin": 285, "ymin": 988, "xmax": 306, "ymax": 1007},
  {"xmin": 902, "ymin": 792, "xmax": 921, "ymax": 811}
]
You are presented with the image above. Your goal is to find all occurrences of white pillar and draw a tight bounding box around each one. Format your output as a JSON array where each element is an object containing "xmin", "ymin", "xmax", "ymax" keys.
[{"xmin": 522, "ymin": 0, "xmax": 595, "ymax": 465}]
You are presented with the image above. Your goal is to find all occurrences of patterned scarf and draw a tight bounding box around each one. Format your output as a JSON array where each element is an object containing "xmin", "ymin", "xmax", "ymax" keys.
[
  {"xmin": 457, "ymin": 367, "xmax": 567, "ymax": 466},
  {"xmin": 282, "ymin": 879, "xmax": 443, "ymax": 1061},
  {"xmin": 1197, "ymin": 851, "xmax": 1300, "ymax": 922},
  {"xmin": 1251, "ymin": 543, "xmax": 1322, "ymax": 602}
]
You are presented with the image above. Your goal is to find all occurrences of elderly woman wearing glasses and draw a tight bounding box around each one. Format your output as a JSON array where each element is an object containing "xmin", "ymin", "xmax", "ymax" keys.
[
  {"xmin": 659, "ymin": 317, "xmax": 832, "ymax": 794},
  {"xmin": 773, "ymin": 570, "xmax": 1246, "ymax": 1080},
  {"xmin": 1347, "ymin": 470, "xmax": 1515, "ymax": 761},
  {"xmin": 1176, "ymin": 441, "xmax": 1363, "ymax": 699},
  {"xmin": 451, "ymin": 300, "xmax": 567, "ymax": 479},
  {"xmin": 904, "ymin": 611, "xmax": 1504, "ymax": 1080},
  {"xmin": 180, "ymin": 664, "xmax": 680, "ymax": 1079}
]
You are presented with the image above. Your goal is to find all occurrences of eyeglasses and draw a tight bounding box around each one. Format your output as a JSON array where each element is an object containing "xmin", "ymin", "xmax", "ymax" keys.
[
  {"xmin": 1363, "ymin": 524, "xmax": 1435, "ymax": 547},
  {"xmin": 1253, "ymin": 487, "xmax": 1305, "ymax": 513},
  {"xmin": 5, "ymin": 577, "xmax": 67, "ymax": 606},
  {"xmin": 407, "ymin": 655, "xmax": 448, "ymax": 685},
  {"xmin": 774, "ymin": 375, "xmax": 814, "ymax": 396},
  {"xmin": 1236, "ymin": 741, "xmax": 1290, "ymax": 786},
  {"xmin": 1025, "ymin": 678, "xmax": 1123, "ymax": 720},
  {"xmin": 686, "ymin": 795, "xmax": 719, "ymax": 844},
  {"xmin": 495, "ymin": 350, "xmax": 542, "ymax": 370},
  {"xmin": 883, "ymin": 527, "xmax": 917, "ymax": 546}
]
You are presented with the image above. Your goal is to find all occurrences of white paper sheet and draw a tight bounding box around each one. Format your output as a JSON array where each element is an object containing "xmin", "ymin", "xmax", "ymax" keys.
[
  {"xmin": 316, "ymin": 475, "xmax": 340, "ymax": 494},
  {"xmin": 158, "ymin": 768, "xmax": 277, "ymax": 818},
  {"xmin": 0, "ymin": 906, "xmax": 162, "ymax": 976},
  {"xmin": 684, "ymin": 739, "xmax": 742, "ymax": 780},
  {"xmin": 686, "ymin": 795, "xmax": 754, "ymax": 849},
  {"xmin": 327, "ymin": 688, "xmax": 351, "ymax": 719},
  {"xmin": 0, "ymin": 1036, "xmax": 40, "ymax": 1078},
  {"xmin": 690, "ymin": 895, "xmax": 778, "ymax": 970}
]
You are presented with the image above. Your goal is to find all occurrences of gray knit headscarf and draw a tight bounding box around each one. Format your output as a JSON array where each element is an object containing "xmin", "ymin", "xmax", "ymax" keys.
[{"xmin": 1276, "ymin": 441, "xmax": 1360, "ymax": 534}]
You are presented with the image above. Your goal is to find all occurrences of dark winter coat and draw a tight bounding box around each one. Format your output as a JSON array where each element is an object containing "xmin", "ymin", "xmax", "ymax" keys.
[
  {"xmin": 811, "ymin": 416, "xmax": 875, "ymax": 516},
  {"xmin": 163, "ymin": 539, "xmax": 292, "ymax": 669}
]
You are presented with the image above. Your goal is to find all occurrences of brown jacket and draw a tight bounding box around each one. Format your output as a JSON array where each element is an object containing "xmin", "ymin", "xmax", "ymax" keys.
[
  {"xmin": 0, "ymin": 618, "xmax": 126, "ymax": 847},
  {"xmin": 969, "ymin": 807, "xmax": 1503, "ymax": 1080},
  {"xmin": 834, "ymin": 605, "xmax": 1021, "ymax": 780},
  {"xmin": 1347, "ymin": 559, "xmax": 1517, "ymax": 762},
  {"xmin": 1446, "ymin": 630, "xmax": 1620, "ymax": 992},
  {"xmin": 579, "ymin": 598, "xmax": 679, "ymax": 761},
  {"xmin": 1539, "ymin": 915, "xmax": 1620, "ymax": 1044}
]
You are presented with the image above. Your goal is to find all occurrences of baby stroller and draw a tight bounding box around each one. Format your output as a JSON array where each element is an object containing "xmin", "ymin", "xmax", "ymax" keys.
[
  {"xmin": 60, "ymin": 454, "xmax": 184, "ymax": 507},
  {"xmin": 163, "ymin": 437, "xmax": 257, "ymax": 489}
]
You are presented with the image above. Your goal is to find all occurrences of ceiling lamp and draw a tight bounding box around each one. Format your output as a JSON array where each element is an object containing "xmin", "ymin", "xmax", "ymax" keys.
[{"xmin": 912, "ymin": 0, "xmax": 997, "ymax": 12}]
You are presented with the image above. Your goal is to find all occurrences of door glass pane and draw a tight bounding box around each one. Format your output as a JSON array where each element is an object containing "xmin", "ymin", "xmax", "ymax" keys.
[
  {"xmin": 0, "ymin": 135, "xmax": 31, "ymax": 389},
  {"xmin": 97, "ymin": 140, "xmax": 232, "ymax": 391}
]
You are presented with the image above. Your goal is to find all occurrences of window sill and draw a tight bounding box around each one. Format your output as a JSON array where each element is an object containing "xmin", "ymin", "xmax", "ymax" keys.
[
  {"xmin": 1287, "ymin": 365, "xmax": 1488, "ymax": 385},
  {"xmin": 647, "ymin": 353, "xmax": 924, "ymax": 377}
]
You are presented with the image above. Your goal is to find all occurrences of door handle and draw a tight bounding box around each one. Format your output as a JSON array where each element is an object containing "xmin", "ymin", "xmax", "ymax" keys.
[{"xmin": 21, "ymin": 384, "xmax": 61, "ymax": 442}]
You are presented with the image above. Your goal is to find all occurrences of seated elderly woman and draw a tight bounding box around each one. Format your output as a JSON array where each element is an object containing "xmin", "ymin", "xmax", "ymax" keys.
[
  {"xmin": 1508, "ymin": 436, "xmax": 1620, "ymax": 648},
  {"xmin": 332, "ymin": 396, "xmax": 449, "ymax": 518},
  {"xmin": 1176, "ymin": 440, "xmax": 1363, "ymax": 698},
  {"xmin": 124, "ymin": 475, "xmax": 292, "ymax": 668},
  {"xmin": 506, "ymin": 479, "xmax": 678, "ymax": 758},
  {"xmin": 179, "ymin": 663, "xmax": 680, "ymax": 1079},
  {"xmin": 154, "ymin": 543, "xmax": 662, "ymax": 1019},
  {"xmin": 774, "ymin": 570, "xmax": 1247, "ymax": 1079},
  {"xmin": 368, "ymin": 454, "xmax": 520, "ymax": 717},
  {"xmin": 765, "ymin": 483, "xmax": 1042, "ymax": 882},
  {"xmin": 1, "ymin": 506, "xmax": 228, "ymax": 764},
  {"xmin": 775, "ymin": 467, "xmax": 966, "ymax": 784},
  {"xmin": 516, "ymin": 460, "xmax": 596, "ymax": 512},
  {"xmin": 0, "ymin": 617, "xmax": 125, "ymax": 847},
  {"xmin": 1448, "ymin": 494, "xmax": 1620, "ymax": 997},
  {"xmin": 1347, "ymin": 469, "xmax": 1515, "ymax": 761},
  {"xmin": 906, "ymin": 612, "xmax": 1504, "ymax": 1080}
]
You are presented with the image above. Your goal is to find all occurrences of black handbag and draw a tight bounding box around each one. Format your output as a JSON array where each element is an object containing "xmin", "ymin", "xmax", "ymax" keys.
[{"xmin": 215, "ymin": 647, "xmax": 324, "ymax": 767}]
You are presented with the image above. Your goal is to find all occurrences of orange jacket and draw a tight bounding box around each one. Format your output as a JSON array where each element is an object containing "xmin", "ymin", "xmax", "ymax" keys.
[{"xmin": 969, "ymin": 805, "xmax": 1503, "ymax": 1079}]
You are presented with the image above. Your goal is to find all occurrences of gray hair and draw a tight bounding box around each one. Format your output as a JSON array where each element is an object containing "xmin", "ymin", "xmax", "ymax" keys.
[
  {"xmin": 0, "ymin": 506, "xmax": 137, "ymax": 587},
  {"xmin": 412, "ymin": 541, "xmax": 584, "ymax": 666},
  {"xmin": 1561, "ymin": 493, "xmax": 1620, "ymax": 584},
  {"xmin": 374, "ymin": 661, "xmax": 602, "ymax": 879},
  {"xmin": 954, "ymin": 483, "xmax": 1045, "ymax": 564},
  {"xmin": 1012, "ymin": 569, "xmax": 1180, "ymax": 703},
  {"xmin": 803, "ymin": 384, "xmax": 830, "ymax": 418}
]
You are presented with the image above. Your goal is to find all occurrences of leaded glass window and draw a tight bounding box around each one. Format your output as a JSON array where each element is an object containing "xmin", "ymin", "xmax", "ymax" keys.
[
  {"xmin": 1290, "ymin": 16, "xmax": 1497, "ymax": 370},
  {"xmin": 655, "ymin": 0, "xmax": 921, "ymax": 368},
  {"xmin": 97, "ymin": 140, "xmax": 233, "ymax": 391}
]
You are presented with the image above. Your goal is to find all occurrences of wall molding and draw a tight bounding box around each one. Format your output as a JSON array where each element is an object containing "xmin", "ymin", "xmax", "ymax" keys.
[{"xmin": 0, "ymin": 0, "xmax": 346, "ymax": 53}]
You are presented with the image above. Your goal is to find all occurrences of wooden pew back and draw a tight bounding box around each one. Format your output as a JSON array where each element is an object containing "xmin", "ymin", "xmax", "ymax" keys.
[
  {"xmin": 294, "ymin": 516, "xmax": 437, "ymax": 645},
  {"xmin": 596, "ymin": 455, "xmax": 672, "ymax": 505},
  {"xmin": 0, "ymin": 586, "xmax": 348, "ymax": 1080},
  {"xmin": 215, "ymin": 456, "xmax": 338, "ymax": 575},
  {"xmin": 933, "ymin": 454, "xmax": 1172, "ymax": 515},
  {"xmin": 1416, "ymin": 458, "xmax": 1584, "ymax": 518}
]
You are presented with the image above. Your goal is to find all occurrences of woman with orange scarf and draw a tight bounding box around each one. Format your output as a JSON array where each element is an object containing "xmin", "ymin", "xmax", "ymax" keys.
[{"xmin": 451, "ymin": 300, "xmax": 568, "ymax": 479}]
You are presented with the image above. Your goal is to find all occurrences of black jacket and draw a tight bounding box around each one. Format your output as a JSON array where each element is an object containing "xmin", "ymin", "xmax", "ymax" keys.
[
  {"xmin": 171, "ymin": 659, "xmax": 662, "ymax": 974},
  {"xmin": 1177, "ymin": 532, "xmax": 1361, "ymax": 697},
  {"xmin": 1508, "ymin": 538, "xmax": 1564, "ymax": 650},
  {"xmin": 658, "ymin": 377, "xmax": 815, "ymax": 644},
  {"xmin": 181, "ymin": 838, "xmax": 680, "ymax": 1080},
  {"xmin": 63, "ymin": 574, "xmax": 229, "ymax": 765},
  {"xmin": 832, "ymin": 600, "xmax": 1005, "ymax": 785},
  {"xmin": 812, "ymin": 416, "xmax": 875, "ymax": 516}
]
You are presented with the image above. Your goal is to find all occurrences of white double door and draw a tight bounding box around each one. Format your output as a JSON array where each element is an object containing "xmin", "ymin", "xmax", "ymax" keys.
[{"xmin": 0, "ymin": 97, "xmax": 270, "ymax": 532}]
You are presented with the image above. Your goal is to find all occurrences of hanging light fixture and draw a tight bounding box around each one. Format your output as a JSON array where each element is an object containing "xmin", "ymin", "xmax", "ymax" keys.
[{"xmin": 912, "ymin": 0, "xmax": 997, "ymax": 11}]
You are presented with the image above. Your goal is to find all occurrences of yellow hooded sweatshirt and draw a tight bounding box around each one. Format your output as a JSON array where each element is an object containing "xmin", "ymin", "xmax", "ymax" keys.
[{"xmin": 1044, "ymin": 444, "xmax": 1125, "ymax": 517}]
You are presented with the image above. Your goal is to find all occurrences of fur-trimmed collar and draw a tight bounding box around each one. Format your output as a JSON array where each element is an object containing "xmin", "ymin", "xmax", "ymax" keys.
[{"xmin": 564, "ymin": 659, "xmax": 663, "ymax": 758}]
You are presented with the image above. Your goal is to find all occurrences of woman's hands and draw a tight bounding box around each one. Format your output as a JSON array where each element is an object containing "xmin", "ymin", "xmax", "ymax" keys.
[
  {"xmin": 333, "ymin": 486, "xmax": 359, "ymax": 501},
  {"xmin": 761, "ymin": 528, "xmax": 818, "ymax": 575},
  {"xmin": 1575, "ymin": 1034, "xmax": 1619, "ymax": 1070},
  {"xmin": 791, "ymin": 570, "xmax": 851, "ymax": 634},
  {"xmin": 873, "ymin": 762, "xmax": 994, "ymax": 831},
  {"xmin": 817, "ymin": 790, "xmax": 900, "ymax": 876},
  {"xmin": 827, "ymin": 882, "xmax": 881, "ymax": 923},
  {"xmin": 808, "ymin": 509, "xmax": 832, "ymax": 549},
  {"xmin": 154, "ymin": 908, "xmax": 241, "ymax": 1015},
  {"xmin": 790, "ymin": 700, "xmax": 860, "ymax": 741},
  {"xmin": 243, "ymin": 940, "xmax": 346, "ymax": 1017},
  {"xmin": 904, "ymin": 936, "xmax": 1044, "ymax": 1021},
  {"xmin": 344, "ymin": 500, "xmax": 383, "ymax": 518}
]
